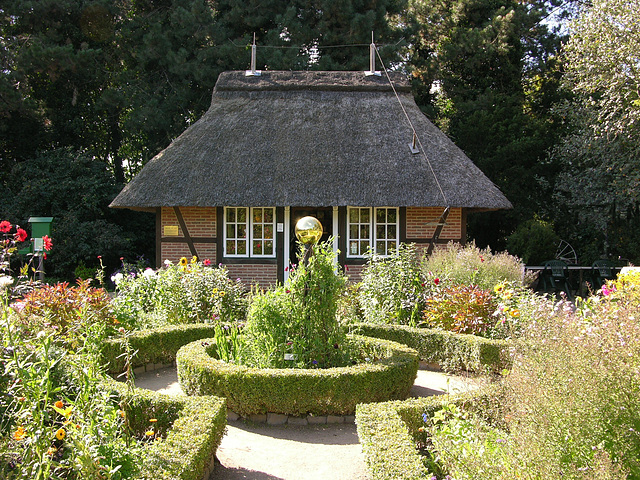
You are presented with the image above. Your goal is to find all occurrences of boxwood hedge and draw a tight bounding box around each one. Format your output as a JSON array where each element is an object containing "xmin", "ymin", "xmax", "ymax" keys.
[
  {"xmin": 176, "ymin": 334, "xmax": 419, "ymax": 417},
  {"xmin": 101, "ymin": 323, "xmax": 219, "ymax": 374},
  {"xmin": 349, "ymin": 323, "xmax": 510, "ymax": 373},
  {"xmin": 355, "ymin": 388, "xmax": 501, "ymax": 480},
  {"xmin": 104, "ymin": 378, "xmax": 227, "ymax": 480}
]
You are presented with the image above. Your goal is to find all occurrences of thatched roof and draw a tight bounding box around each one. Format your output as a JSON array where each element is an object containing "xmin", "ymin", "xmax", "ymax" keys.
[{"xmin": 110, "ymin": 71, "xmax": 512, "ymax": 211}]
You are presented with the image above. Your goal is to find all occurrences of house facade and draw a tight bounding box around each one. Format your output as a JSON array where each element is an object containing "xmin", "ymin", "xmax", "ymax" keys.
[{"xmin": 111, "ymin": 71, "xmax": 511, "ymax": 284}]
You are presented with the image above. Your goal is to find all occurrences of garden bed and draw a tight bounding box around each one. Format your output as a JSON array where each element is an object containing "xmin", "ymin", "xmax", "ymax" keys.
[
  {"xmin": 103, "ymin": 378, "xmax": 227, "ymax": 480},
  {"xmin": 176, "ymin": 334, "xmax": 419, "ymax": 417},
  {"xmin": 355, "ymin": 388, "xmax": 501, "ymax": 480}
]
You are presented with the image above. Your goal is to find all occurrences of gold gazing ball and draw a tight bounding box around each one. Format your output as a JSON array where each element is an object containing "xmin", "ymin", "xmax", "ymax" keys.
[{"xmin": 295, "ymin": 216, "xmax": 323, "ymax": 245}]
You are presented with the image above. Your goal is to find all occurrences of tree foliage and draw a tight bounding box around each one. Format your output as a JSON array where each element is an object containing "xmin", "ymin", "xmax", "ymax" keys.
[{"xmin": 404, "ymin": 0, "xmax": 570, "ymax": 249}]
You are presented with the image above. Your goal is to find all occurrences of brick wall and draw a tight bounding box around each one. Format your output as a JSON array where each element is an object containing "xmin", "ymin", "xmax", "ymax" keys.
[
  {"xmin": 225, "ymin": 264, "xmax": 278, "ymax": 286},
  {"xmin": 160, "ymin": 207, "xmax": 217, "ymax": 265},
  {"xmin": 406, "ymin": 207, "xmax": 462, "ymax": 240},
  {"xmin": 344, "ymin": 264, "xmax": 366, "ymax": 283}
]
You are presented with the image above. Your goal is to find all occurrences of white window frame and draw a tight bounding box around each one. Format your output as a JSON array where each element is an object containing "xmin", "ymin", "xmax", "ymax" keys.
[
  {"xmin": 346, "ymin": 206, "xmax": 399, "ymax": 258},
  {"xmin": 223, "ymin": 206, "xmax": 277, "ymax": 259},
  {"xmin": 250, "ymin": 207, "xmax": 277, "ymax": 258}
]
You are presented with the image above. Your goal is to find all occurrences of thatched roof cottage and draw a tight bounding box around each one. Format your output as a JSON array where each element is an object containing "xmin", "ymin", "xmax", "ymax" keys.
[{"xmin": 110, "ymin": 70, "xmax": 511, "ymax": 284}]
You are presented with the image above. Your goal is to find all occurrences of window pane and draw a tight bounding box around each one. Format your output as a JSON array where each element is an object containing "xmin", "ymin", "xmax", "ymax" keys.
[
  {"xmin": 376, "ymin": 241, "xmax": 385, "ymax": 255},
  {"xmin": 238, "ymin": 208, "xmax": 246, "ymax": 222},
  {"xmin": 253, "ymin": 240, "xmax": 262, "ymax": 255},
  {"xmin": 388, "ymin": 209, "xmax": 397, "ymax": 223},
  {"xmin": 360, "ymin": 240, "xmax": 370, "ymax": 253},
  {"xmin": 349, "ymin": 208, "xmax": 358, "ymax": 223},
  {"xmin": 350, "ymin": 241, "xmax": 358, "ymax": 255},
  {"xmin": 264, "ymin": 225, "xmax": 273, "ymax": 239},
  {"xmin": 376, "ymin": 209, "xmax": 385, "ymax": 223},
  {"xmin": 254, "ymin": 209, "xmax": 262, "ymax": 223},
  {"xmin": 361, "ymin": 208, "xmax": 370, "ymax": 223},
  {"xmin": 253, "ymin": 224, "xmax": 262, "ymax": 239},
  {"xmin": 360, "ymin": 224, "xmax": 369, "ymax": 238},
  {"xmin": 238, "ymin": 224, "xmax": 246, "ymax": 238},
  {"xmin": 238, "ymin": 241, "xmax": 246, "ymax": 255},
  {"xmin": 226, "ymin": 240, "xmax": 235, "ymax": 254},
  {"xmin": 227, "ymin": 224, "xmax": 235, "ymax": 238},
  {"xmin": 264, "ymin": 208, "xmax": 274, "ymax": 223},
  {"xmin": 227, "ymin": 208, "xmax": 235, "ymax": 222},
  {"xmin": 265, "ymin": 240, "xmax": 273, "ymax": 255},
  {"xmin": 376, "ymin": 225, "xmax": 385, "ymax": 239},
  {"xmin": 388, "ymin": 224, "xmax": 397, "ymax": 239},
  {"xmin": 349, "ymin": 225, "xmax": 358, "ymax": 239}
]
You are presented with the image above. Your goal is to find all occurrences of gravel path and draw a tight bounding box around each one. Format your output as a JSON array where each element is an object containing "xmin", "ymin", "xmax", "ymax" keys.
[{"xmin": 134, "ymin": 364, "xmax": 486, "ymax": 480}]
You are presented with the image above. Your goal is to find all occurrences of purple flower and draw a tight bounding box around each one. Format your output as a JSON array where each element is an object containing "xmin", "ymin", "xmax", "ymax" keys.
[
  {"xmin": 422, "ymin": 413, "xmax": 428, "ymax": 423},
  {"xmin": 312, "ymin": 360, "xmax": 318, "ymax": 365}
]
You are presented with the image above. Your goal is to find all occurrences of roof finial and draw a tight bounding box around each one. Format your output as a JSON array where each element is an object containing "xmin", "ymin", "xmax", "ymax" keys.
[
  {"xmin": 245, "ymin": 33, "xmax": 262, "ymax": 77},
  {"xmin": 365, "ymin": 31, "xmax": 381, "ymax": 77}
]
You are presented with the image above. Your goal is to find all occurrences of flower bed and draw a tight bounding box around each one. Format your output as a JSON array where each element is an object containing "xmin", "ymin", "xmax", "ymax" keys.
[
  {"xmin": 176, "ymin": 334, "xmax": 419, "ymax": 417},
  {"xmin": 349, "ymin": 323, "xmax": 510, "ymax": 373},
  {"xmin": 355, "ymin": 388, "xmax": 500, "ymax": 480},
  {"xmin": 104, "ymin": 378, "xmax": 226, "ymax": 480}
]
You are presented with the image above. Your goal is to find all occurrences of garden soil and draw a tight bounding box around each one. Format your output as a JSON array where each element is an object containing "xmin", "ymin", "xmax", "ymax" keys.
[{"xmin": 134, "ymin": 364, "xmax": 486, "ymax": 480}]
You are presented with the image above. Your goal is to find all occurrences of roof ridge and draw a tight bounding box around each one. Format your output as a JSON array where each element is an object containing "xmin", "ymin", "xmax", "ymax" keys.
[{"xmin": 214, "ymin": 70, "xmax": 411, "ymax": 93}]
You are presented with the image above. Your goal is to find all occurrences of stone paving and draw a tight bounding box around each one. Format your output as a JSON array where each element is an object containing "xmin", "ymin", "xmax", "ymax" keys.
[{"xmin": 134, "ymin": 363, "xmax": 486, "ymax": 480}]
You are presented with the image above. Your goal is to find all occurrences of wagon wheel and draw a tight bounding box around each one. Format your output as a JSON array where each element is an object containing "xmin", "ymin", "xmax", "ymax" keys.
[{"xmin": 556, "ymin": 240, "xmax": 578, "ymax": 265}]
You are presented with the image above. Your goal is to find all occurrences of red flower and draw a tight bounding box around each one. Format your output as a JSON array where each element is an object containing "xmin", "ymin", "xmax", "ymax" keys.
[
  {"xmin": 15, "ymin": 228, "xmax": 28, "ymax": 243},
  {"xmin": 203, "ymin": 259, "xmax": 211, "ymax": 266},
  {"xmin": 0, "ymin": 220, "xmax": 11, "ymax": 233},
  {"xmin": 434, "ymin": 277, "xmax": 440, "ymax": 286},
  {"xmin": 43, "ymin": 235, "xmax": 53, "ymax": 251}
]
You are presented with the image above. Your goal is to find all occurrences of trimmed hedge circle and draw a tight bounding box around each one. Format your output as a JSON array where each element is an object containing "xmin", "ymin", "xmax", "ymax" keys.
[{"xmin": 176, "ymin": 334, "xmax": 419, "ymax": 417}]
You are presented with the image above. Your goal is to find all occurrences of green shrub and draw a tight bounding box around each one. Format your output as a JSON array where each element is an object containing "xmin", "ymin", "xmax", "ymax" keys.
[
  {"xmin": 421, "ymin": 284, "xmax": 496, "ymax": 336},
  {"xmin": 350, "ymin": 323, "xmax": 510, "ymax": 373},
  {"xmin": 355, "ymin": 389, "xmax": 501, "ymax": 480},
  {"xmin": 242, "ymin": 239, "xmax": 349, "ymax": 368},
  {"xmin": 101, "ymin": 323, "xmax": 219, "ymax": 374},
  {"xmin": 422, "ymin": 241, "xmax": 527, "ymax": 290},
  {"xmin": 105, "ymin": 379, "xmax": 226, "ymax": 480},
  {"xmin": 176, "ymin": 334, "xmax": 419, "ymax": 417},
  {"xmin": 358, "ymin": 243, "xmax": 426, "ymax": 325},
  {"xmin": 111, "ymin": 259, "xmax": 247, "ymax": 328},
  {"xmin": 506, "ymin": 217, "xmax": 560, "ymax": 265},
  {"xmin": 14, "ymin": 280, "xmax": 117, "ymax": 348}
]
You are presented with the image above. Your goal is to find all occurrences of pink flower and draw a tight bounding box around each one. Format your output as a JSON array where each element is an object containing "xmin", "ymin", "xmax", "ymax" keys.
[
  {"xmin": 203, "ymin": 259, "xmax": 211, "ymax": 266},
  {"xmin": 43, "ymin": 235, "xmax": 53, "ymax": 251},
  {"xmin": 0, "ymin": 220, "xmax": 11, "ymax": 233},
  {"xmin": 434, "ymin": 277, "xmax": 440, "ymax": 286},
  {"xmin": 14, "ymin": 228, "xmax": 27, "ymax": 243}
]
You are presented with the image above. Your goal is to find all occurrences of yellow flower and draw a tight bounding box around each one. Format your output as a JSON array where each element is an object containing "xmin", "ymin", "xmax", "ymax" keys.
[
  {"xmin": 55, "ymin": 428, "xmax": 66, "ymax": 441},
  {"xmin": 149, "ymin": 418, "xmax": 157, "ymax": 423},
  {"xmin": 219, "ymin": 291, "xmax": 226, "ymax": 297},
  {"xmin": 179, "ymin": 257, "xmax": 188, "ymax": 267},
  {"xmin": 191, "ymin": 255, "xmax": 198, "ymax": 264},
  {"xmin": 145, "ymin": 429, "xmax": 155, "ymax": 437},
  {"xmin": 494, "ymin": 284, "xmax": 505, "ymax": 294},
  {"xmin": 510, "ymin": 309, "xmax": 520, "ymax": 318},
  {"xmin": 46, "ymin": 446, "xmax": 57, "ymax": 456},
  {"xmin": 54, "ymin": 400, "xmax": 64, "ymax": 409},
  {"xmin": 13, "ymin": 426, "xmax": 27, "ymax": 442}
]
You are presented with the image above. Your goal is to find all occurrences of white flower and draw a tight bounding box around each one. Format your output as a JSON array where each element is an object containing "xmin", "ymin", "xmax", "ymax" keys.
[
  {"xmin": 111, "ymin": 272, "xmax": 124, "ymax": 285},
  {"xmin": 0, "ymin": 276, "xmax": 13, "ymax": 289},
  {"xmin": 142, "ymin": 268, "xmax": 156, "ymax": 278},
  {"xmin": 164, "ymin": 259, "xmax": 172, "ymax": 266}
]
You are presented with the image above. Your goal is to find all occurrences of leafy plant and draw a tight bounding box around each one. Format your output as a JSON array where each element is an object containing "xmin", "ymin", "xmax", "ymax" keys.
[
  {"xmin": 242, "ymin": 239, "xmax": 351, "ymax": 368},
  {"xmin": 111, "ymin": 258, "xmax": 247, "ymax": 329},
  {"xmin": 423, "ymin": 241, "xmax": 528, "ymax": 290},
  {"xmin": 358, "ymin": 243, "xmax": 426, "ymax": 326},
  {"xmin": 421, "ymin": 284, "xmax": 496, "ymax": 336}
]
